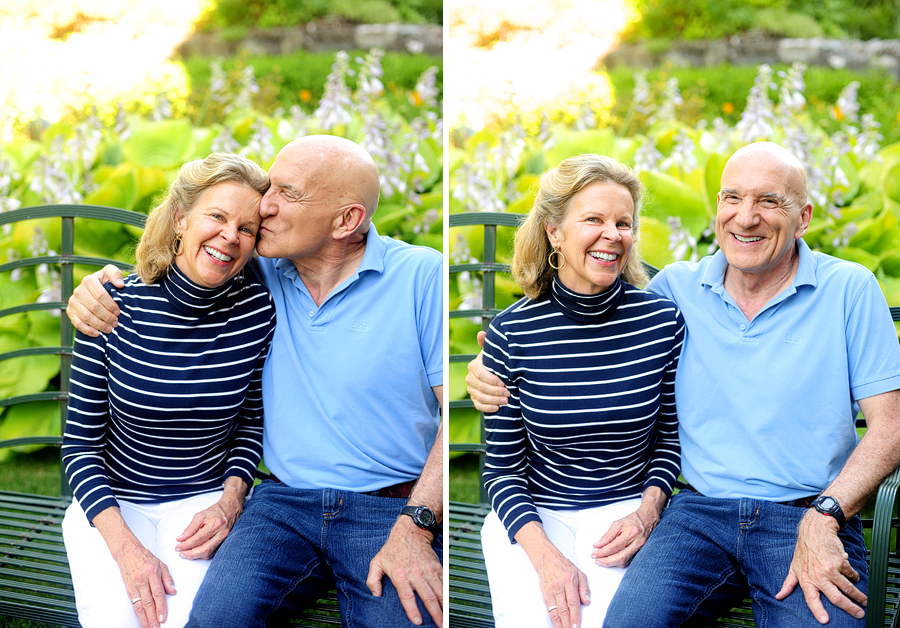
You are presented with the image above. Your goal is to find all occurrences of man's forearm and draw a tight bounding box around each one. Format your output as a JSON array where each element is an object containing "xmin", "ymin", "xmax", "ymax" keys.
[
  {"xmin": 820, "ymin": 390, "xmax": 900, "ymax": 518},
  {"xmin": 406, "ymin": 416, "xmax": 443, "ymax": 523}
]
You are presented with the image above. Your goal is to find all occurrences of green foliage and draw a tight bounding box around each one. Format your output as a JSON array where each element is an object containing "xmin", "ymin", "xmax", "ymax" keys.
[
  {"xmin": 197, "ymin": 0, "xmax": 442, "ymax": 29},
  {"xmin": 605, "ymin": 65, "xmax": 900, "ymax": 146},
  {"xmin": 180, "ymin": 51, "xmax": 442, "ymax": 126},
  {"xmin": 624, "ymin": 0, "xmax": 900, "ymax": 43},
  {"xmin": 0, "ymin": 50, "xmax": 442, "ymax": 457}
]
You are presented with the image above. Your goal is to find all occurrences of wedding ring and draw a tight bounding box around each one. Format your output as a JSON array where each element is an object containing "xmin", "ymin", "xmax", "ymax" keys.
[
  {"xmin": 547, "ymin": 605, "xmax": 558, "ymax": 612},
  {"xmin": 131, "ymin": 597, "xmax": 141, "ymax": 604}
]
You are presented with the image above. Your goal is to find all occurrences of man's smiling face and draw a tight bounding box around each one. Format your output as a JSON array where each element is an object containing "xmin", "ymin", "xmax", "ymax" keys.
[{"xmin": 714, "ymin": 146, "xmax": 812, "ymax": 283}]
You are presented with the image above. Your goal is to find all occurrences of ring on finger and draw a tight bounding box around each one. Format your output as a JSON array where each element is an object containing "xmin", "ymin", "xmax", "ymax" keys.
[
  {"xmin": 131, "ymin": 597, "xmax": 141, "ymax": 604},
  {"xmin": 547, "ymin": 605, "xmax": 558, "ymax": 612}
]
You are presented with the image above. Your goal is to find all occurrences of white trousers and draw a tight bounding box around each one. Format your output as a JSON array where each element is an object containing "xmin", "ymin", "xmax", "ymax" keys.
[
  {"xmin": 62, "ymin": 491, "xmax": 223, "ymax": 628},
  {"xmin": 481, "ymin": 498, "xmax": 642, "ymax": 628}
]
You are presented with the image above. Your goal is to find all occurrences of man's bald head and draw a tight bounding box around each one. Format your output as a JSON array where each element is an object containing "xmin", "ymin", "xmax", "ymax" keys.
[
  {"xmin": 278, "ymin": 135, "xmax": 381, "ymax": 226},
  {"xmin": 724, "ymin": 141, "xmax": 809, "ymax": 209}
]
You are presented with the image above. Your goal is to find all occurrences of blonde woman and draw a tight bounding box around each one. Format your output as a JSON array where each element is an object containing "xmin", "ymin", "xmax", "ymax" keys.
[
  {"xmin": 477, "ymin": 154, "xmax": 685, "ymax": 627},
  {"xmin": 61, "ymin": 153, "xmax": 276, "ymax": 628}
]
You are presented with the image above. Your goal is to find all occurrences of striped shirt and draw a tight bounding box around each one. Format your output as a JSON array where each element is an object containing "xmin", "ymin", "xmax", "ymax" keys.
[
  {"xmin": 482, "ymin": 276, "xmax": 685, "ymax": 542},
  {"xmin": 62, "ymin": 263, "xmax": 277, "ymax": 524}
]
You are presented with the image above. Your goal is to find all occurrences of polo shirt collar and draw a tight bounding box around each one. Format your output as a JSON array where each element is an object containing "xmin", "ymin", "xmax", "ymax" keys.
[
  {"xmin": 274, "ymin": 224, "xmax": 386, "ymax": 286},
  {"xmin": 701, "ymin": 238, "xmax": 817, "ymax": 293}
]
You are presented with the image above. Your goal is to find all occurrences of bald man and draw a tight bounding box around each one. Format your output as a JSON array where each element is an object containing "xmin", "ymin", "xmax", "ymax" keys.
[
  {"xmin": 68, "ymin": 136, "xmax": 444, "ymax": 628},
  {"xmin": 467, "ymin": 142, "xmax": 900, "ymax": 627}
]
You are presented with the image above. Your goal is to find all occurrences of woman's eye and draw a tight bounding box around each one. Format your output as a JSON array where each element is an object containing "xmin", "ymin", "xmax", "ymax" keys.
[{"xmin": 240, "ymin": 227, "xmax": 256, "ymax": 235}]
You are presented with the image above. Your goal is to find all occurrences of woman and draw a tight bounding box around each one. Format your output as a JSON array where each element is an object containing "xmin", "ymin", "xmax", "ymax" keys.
[
  {"xmin": 475, "ymin": 154, "xmax": 685, "ymax": 627},
  {"xmin": 61, "ymin": 153, "xmax": 276, "ymax": 628}
]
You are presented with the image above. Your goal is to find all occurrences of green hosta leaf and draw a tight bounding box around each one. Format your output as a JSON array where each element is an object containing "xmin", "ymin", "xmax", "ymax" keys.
[
  {"xmin": 0, "ymin": 335, "xmax": 59, "ymax": 399},
  {"xmin": 449, "ymin": 361, "xmax": 469, "ymax": 401},
  {"xmin": 884, "ymin": 159, "xmax": 900, "ymax": 206},
  {"xmin": 704, "ymin": 152, "xmax": 729, "ymax": 211},
  {"xmin": 0, "ymin": 400, "xmax": 60, "ymax": 461},
  {"xmin": 84, "ymin": 169, "xmax": 137, "ymax": 210},
  {"xmin": 122, "ymin": 119, "xmax": 194, "ymax": 168},
  {"xmin": 848, "ymin": 209, "xmax": 900, "ymax": 256},
  {"xmin": 640, "ymin": 170, "xmax": 709, "ymax": 235},
  {"xmin": 832, "ymin": 247, "xmax": 880, "ymax": 272},
  {"xmin": 638, "ymin": 216, "xmax": 676, "ymax": 270},
  {"xmin": 449, "ymin": 317, "xmax": 485, "ymax": 357},
  {"xmin": 545, "ymin": 128, "xmax": 616, "ymax": 168},
  {"xmin": 449, "ymin": 406, "xmax": 482, "ymax": 449},
  {"xmin": 878, "ymin": 276, "xmax": 900, "ymax": 307}
]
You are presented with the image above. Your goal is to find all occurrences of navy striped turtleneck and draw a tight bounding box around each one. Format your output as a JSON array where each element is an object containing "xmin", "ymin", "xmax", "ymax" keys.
[
  {"xmin": 482, "ymin": 275, "xmax": 686, "ymax": 542},
  {"xmin": 62, "ymin": 263, "xmax": 277, "ymax": 524}
]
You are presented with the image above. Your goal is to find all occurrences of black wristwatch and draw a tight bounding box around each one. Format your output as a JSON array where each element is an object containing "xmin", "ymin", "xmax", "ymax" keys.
[
  {"xmin": 811, "ymin": 495, "xmax": 847, "ymax": 530},
  {"xmin": 401, "ymin": 506, "xmax": 441, "ymax": 538}
]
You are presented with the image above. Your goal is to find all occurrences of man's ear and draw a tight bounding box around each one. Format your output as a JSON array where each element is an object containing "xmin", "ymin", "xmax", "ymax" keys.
[{"xmin": 332, "ymin": 204, "xmax": 367, "ymax": 240}]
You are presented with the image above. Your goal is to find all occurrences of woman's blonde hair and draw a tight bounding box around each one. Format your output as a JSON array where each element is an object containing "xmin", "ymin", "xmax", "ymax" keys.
[
  {"xmin": 135, "ymin": 153, "xmax": 269, "ymax": 284},
  {"xmin": 511, "ymin": 154, "xmax": 649, "ymax": 299}
]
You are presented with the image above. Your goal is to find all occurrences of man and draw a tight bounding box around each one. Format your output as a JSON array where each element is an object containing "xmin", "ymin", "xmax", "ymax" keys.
[
  {"xmin": 67, "ymin": 135, "xmax": 444, "ymax": 627},
  {"xmin": 466, "ymin": 142, "xmax": 900, "ymax": 626}
]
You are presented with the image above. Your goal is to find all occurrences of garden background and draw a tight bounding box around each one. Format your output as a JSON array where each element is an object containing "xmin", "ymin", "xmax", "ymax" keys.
[
  {"xmin": 448, "ymin": 0, "xmax": 900, "ymax": 503},
  {"xmin": 0, "ymin": 5, "xmax": 440, "ymax": 624}
]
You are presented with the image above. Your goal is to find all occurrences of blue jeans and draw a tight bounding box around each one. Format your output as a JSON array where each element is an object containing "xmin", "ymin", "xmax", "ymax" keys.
[
  {"xmin": 185, "ymin": 480, "xmax": 443, "ymax": 628},
  {"xmin": 604, "ymin": 490, "xmax": 868, "ymax": 628}
]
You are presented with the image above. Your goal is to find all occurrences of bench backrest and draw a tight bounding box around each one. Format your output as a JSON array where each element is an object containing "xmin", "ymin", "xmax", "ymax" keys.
[{"xmin": 0, "ymin": 204, "xmax": 147, "ymax": 497}]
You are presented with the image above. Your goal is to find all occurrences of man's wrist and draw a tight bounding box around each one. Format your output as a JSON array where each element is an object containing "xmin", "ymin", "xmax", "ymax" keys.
[
  {"xmin": 811, "ymin": 495, "xmax": 847, "ymax": 531},
  {"xmin": 393, "ymin": 511, "xmax": 438, "ymax": 541},
  {"xmin": 400, "ymin": 505, "xmax": 441, "ymax": 539}
]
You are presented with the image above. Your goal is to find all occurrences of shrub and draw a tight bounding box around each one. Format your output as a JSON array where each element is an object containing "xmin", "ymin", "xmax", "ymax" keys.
[
  {"xmin": 180, "ymin": 51, "xmax": 442, "ymax": 125},
  {"xmin": 623, "ymin": 0, "xmax": 900, "ymax": 43}
]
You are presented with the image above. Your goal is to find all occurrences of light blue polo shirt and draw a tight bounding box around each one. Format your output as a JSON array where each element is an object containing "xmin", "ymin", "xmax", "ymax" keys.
[
  {"xmin": 256, "ymin": 225, "xmax": 443, "ymax": 492},
  {"xmin": 648, "ymin": 239, "xmax": 900, "ymax": 501}
]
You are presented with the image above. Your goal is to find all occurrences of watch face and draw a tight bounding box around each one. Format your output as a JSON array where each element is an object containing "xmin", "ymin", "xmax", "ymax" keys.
[
  {"xmin": 818, "ymin": 496, "xmax": 837, "ymax": 511},
  {"xmin": 418, "ymin": 508, "xmax": 435, "ymax": 526}
]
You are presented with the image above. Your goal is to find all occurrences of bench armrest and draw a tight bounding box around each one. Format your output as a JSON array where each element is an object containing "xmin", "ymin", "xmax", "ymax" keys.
[{"xmin": 866, "ymin": 465, "xmax": 900, "ymax": 628}]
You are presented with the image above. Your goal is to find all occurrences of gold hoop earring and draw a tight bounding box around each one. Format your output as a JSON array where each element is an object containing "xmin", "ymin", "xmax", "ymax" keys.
[
  {"xmin": 548, "ymin": 247, "xmax": 565, "ymax": 271},
  {"xmin": 173, "ymin": 232, "xmax": 184, "ymax": 257}
]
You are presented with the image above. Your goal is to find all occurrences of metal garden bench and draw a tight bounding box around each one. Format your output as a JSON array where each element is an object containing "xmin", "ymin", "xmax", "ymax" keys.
[
  {"xmin": 448, "ymin": 210, "xmax": 900, "ymax": 628},
  {"xmin": 0, "ymin": 204, "xmax": 342, "ymax": 627}
]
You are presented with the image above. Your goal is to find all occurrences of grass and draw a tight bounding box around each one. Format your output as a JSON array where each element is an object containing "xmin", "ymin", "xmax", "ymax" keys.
[
  {"xmin": 450, "ymin": 454, "xmax": 481, "ymax": 504},
  {"xmin": 0, "ymin": 447, "xmax": 61, "ymax": 497}
]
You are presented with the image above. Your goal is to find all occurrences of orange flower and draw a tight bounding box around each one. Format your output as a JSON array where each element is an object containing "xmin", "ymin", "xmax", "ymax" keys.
[
  {"xmin": 412, "ymin": 91, "xmax": 424, "ymax": 107},
  {"xmin": 832, "ymin": 105, "xmax": 844, "ymax": 122},
  {"xmin": 722, "ymin": 102, "xmax": 735, "ymax": 115},
  {"xmin": 299, "ymin": 89, "xmax": 312, "ymax": 102}
]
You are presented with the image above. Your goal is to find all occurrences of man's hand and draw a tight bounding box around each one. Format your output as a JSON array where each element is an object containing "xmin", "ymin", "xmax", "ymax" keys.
[
  {"xmin": 66, "ymin": 263, "xmax": 124, "ymax": 336},
  {"xmin": 175, "ymin": 480, "xmax": 246, "ymax": 559},
  {"xmin": 367, "ymin": 515, "xmax": 443, "ymax": 627},
  {"xmin": 591, "ymin": 508, "xmax": 658, "ymax": 568},
  {"xmin": 775, "ymin": 509, "xmax": 866, "ymax": 624},
  {"xmin": 465, "ymin": 331, "xmax": 510, "ymax": 413}
]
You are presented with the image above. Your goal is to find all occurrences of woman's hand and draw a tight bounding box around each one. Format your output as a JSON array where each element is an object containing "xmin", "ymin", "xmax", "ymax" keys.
[
  {"xmin": 591, "ymin": 487, "xmax": 667, "ymax": 568},
  {"xmin": 175, "ymin": 477, "xmax": 249, "ymax": 559},
  {"xmin": 516, "ymin": 522, "xmax": 590, "ymax": 628},
  {"xmin": 93, "ymin": 507, "xmax": 175, "ymax": 628}
]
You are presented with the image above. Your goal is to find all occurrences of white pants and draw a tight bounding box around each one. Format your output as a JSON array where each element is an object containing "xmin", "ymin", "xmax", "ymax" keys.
[
  {"xmin": 62, "ymin": 491, "xmax": 223, "ymax": 628},
  {"xmin": 481, "ymin": 498, "xmax": 641, "ymax": 627}
]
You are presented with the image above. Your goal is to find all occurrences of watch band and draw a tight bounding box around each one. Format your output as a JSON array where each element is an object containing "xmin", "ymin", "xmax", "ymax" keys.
[
  {"xmin": 811, "ymin": 495, "xmax": 847, "ymax": 530},
  {"xmin": 401, "ymin": 505, "xmax": 441, "ymax": 538}
]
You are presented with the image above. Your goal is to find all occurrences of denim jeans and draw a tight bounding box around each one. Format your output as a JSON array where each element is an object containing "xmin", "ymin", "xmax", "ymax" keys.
[
  {"xmin": 603, "ymin": 490, "xmax": 868, "ymax": 628},
  {"xmin": 185, "ymin": 480, "xmax": 443, "ymax": 628}
]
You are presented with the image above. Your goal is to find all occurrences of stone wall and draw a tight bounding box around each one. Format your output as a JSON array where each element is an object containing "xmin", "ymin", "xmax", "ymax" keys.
[
  {"xmin": 176, "ymin": 21, "xmax": 442, "ymax": 58},
  {"xmin": 603, "ymin": 35, "xmax": 900, "ymax": 78}
]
